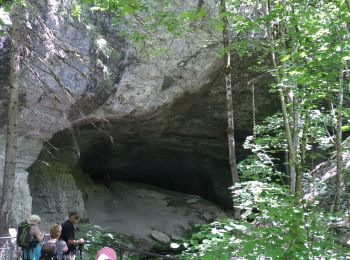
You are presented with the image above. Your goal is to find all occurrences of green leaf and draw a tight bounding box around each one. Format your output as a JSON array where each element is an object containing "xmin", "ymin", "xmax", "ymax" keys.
[
  {"xmin": 341, "ymin": 125, "xmax": 350, "ymax": 132},
  {"xmin": 210, "ymin": 19, "xmax": 224, "ymax": 31},
  {"xmin": 342, "ymin": 56, "xmax": 350, "ymax": 61},
  {"xmin": 90, "ymin": 6, "xmax": 105, "ymax": 12},
  {"xmin": 289, "ymin": 70, "xmax": 301, "ymax": 76},
  {"xmin": 122, "ymin": 4, "xmax": 134, "ymax": 14},
  {"xmin": 197, "ymin": 8, "xmax": 207, "ymax": 18},
  {"xmin": 299, "ymin": 51, "xmax": 307, "ymax": 58},
  {"xmin": 220, "ymin": 11, "xmax": 232, "ymax": 18},
  {"xmin": 4, "ymin": 3, "xmax": 11, "ymax": 12},
  {"xmin": 280, "ymin": 55, "xmax": 290, "ymax": 62},
  {"xmin": 71, "ymin": 4, "xmax": 82, "ymax": 19}
]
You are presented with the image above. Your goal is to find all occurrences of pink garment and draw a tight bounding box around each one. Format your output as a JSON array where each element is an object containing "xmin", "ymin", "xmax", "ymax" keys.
[{"xmin": 95, "ymin": 247, "xmax": 117, "ymax": 260}]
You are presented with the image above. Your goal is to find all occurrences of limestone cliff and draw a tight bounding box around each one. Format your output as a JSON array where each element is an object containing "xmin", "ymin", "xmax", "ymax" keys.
[{"xmin": 0, "ymin": 0, "xmax": 277, "ymax": 243}]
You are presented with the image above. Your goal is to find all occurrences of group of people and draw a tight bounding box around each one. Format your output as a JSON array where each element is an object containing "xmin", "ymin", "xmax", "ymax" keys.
[{"xmin": 21, "ymin": 211, "xmax": 116, "ymax": 260}]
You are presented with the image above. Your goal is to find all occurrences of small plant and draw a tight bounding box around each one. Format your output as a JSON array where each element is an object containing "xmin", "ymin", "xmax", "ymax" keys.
[
  {"xmin": 77, "ymin": 224, "xmax": 140, "ymax": 260},
  {"xmin": 237, "ymin": 154, "xmax": 283, "ymax": 182}
]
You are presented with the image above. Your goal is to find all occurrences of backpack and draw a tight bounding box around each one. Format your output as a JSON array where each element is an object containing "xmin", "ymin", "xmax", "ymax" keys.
[
  {"xmin": 17, "ymin": 221, "xmax": 36, "ymax": 249},
  {"xmin": 40, "ymin": 241, "xmax": 58, "ymax": 260}
]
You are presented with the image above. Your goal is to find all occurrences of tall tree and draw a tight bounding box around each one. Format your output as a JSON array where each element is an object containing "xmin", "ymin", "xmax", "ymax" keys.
[
  {"xmin": 0, "ymin": 2, "xmax": 21, "ymax": 236},
  {"xmin": 264, "ymin": 0, "xmax": 301, "ymax": 200},
  {"xmin": 332, "ymin": 68, "xmax": 344, "ymax": 212},
  {"xmin": 220, "ymin": 0, "xmax": 239, "ymax": 186},
  {"xmin": 220, "ymin": 0, "xmax": 241, "ymax": 219}
]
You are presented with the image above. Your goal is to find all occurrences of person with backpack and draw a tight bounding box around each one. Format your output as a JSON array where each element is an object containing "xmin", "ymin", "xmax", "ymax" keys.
[
  {"xmin": 40, "ymin": 224, "xmax": 68, "ymax": 260},
  {"xmin": 60, "ymin": 211, "xmax": 85, "ymax": 260},
  {"xmin": 19, "ymin": 214, "xmax": 44, "ymax": 260}
]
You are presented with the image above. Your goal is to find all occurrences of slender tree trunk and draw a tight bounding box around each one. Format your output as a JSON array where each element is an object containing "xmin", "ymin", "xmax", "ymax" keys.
[
  {"xmin": 300, "ymin": 113, "xmax": 310, "ymax": 167},
  {"xmin": 345, "ymin": 55, "xmax": 350, "ymax": 224},
  {"xmin": 266, "ymin": 0, "xmax": 301, "ymax": 202},
  {"xmin": 343, "ymin": 2, "xmax": 350, "ymax": 219},
  {"xmin": 292, "ymin": 96, "xmax": 303, "ymax": 201},
  {"xmin": 220, "ymin": 0, "xmax": 239, "ymax": 185},
  {"xmin": 220, "ymin": 0, "xmax": 240, "ymax": 219},
  {"xmin": 333, "ymin": 69, "xmax": 344, "ymax": 213},
  {"xmin": 252, "ymin": 83, "xmax": 256, "ymax": 138},
  {"xmin": 289, "ymin": 5, "xmax": 303, "ymax": 202},
  {"xmin": 291, "ymin": 96, "xmax": 301, "ymax": 192},
  {"xmin": 346, "ymin": 0, "xmax": 350, "ymax": 12},
  {"xmin": 0, "ymin": 4, "xmax": 21, "ymax": 236},
  {"xmin": 289, "ymin": 157, "xmax": 296, "ymax": 193}
]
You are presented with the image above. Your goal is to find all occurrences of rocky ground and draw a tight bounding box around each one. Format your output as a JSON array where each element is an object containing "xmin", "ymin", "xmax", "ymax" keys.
[{"xmin": 83, "ymin": 180, "xmax": 230, "ymax": 250}]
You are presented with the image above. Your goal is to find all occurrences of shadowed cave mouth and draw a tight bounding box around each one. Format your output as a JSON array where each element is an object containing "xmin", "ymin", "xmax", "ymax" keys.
[
  {"xmin": 29, "ymin": 124, "xmax": 233, "ymax": 210},
  {"xmin": 80, "ymin": 138, "xmax": 225, "ymax": 204}
]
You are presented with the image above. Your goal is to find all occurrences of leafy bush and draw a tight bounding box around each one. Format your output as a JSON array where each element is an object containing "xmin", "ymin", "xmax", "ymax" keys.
[
  {"xmin": 237, "ymin": 155, "xmax": 283, "ymax": 182},
  {"xmin": 77, "ymin": 224, "xmax": 140, "ymax": 260},
  {"xmin": 181, "ymin": 182, "xmax": 348, "ymax": 259}
]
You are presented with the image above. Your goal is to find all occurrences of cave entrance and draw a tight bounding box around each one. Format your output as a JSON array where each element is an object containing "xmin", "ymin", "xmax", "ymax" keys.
[
  {"xmin": 28, "ymin": 124, "xmax": 233, "ymax": 233},
  {"xmin": 79, "ymin": 138, "xmax": 218, "ymax": 203}
]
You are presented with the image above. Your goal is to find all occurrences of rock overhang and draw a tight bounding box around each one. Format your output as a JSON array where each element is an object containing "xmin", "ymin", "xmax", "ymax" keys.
[{"xmin": 0, "ymin": 0, "xmax": 279, "ymax": 232}]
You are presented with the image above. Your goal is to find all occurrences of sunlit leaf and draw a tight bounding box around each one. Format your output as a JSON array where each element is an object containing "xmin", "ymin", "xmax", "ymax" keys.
[
  {"xmin": 280, "ymin": 55, "xmax": 290, "ymax": 62},
  {"xmin": 341, "ymin": 125, "xmax": 350, "ymax": 132}
]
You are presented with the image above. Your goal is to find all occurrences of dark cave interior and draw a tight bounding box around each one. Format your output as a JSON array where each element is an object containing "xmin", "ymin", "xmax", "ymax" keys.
[
  {"xmin": 79, "ymin": 138, "xmax": 222, "ymax": 204},
  {"xmin": 28, "ymin": 124, "xmax": 234, "ymax": 214}
]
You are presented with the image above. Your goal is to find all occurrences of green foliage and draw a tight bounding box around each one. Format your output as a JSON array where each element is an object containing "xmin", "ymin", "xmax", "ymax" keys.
[
  {"xmin": 238, "ymin": 114, "xmax": 286, "ymax": 183},
  {"xmin": 232, "ymin": 181, "xmax": 291, "ymax": 220},
  {"xmin": 0, "ymin": 0, "xmax": 27, "ymax": 36},
  {"xmin": 227, "ymin": 0, "xmax": 350, "ymax": 186},
  {"xmin": 237, "ymin": 154, "xmax": 282, "ymax": 182},
  {"xmin": 342, "ymin": 124, "xmax": 350, "ymax": 132},
  {"xmin": 0, "ymin": 1, "xmax": 12, "ymax": 36},
  {"xmin": 179, "ymin": 8, "xmax": 206, "ymax": 21},
  {"xmin": 239, "ymin": 108, "xmax": 336, "ymax": 184},
  {"xmin": 181, "ymin": 219, "xmax": 248, "ymax": 260},
  {"xmin": 215, "ymin": 0, "xmax": 350, "ymax": 253},
  {"xmin": 72, "ymin": 0, "xmax": 208, "ymax": 60},
  {"xmin": 71, "ymin": 4, "xmax": 82, "ymax": 20},
  {"xmin": 78, "ymin": 224, "xmax": 140, "ymax": 260},
  {"xmin": 181, "ymin": 182, "xmax": 348, "ymax": 259},
  {"xmin": 73, "ymin": 0, "xmax": 197, "ymax": 45}
]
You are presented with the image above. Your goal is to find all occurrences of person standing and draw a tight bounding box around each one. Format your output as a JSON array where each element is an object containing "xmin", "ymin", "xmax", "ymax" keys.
[
  {"xmin": 40, "ymin": 224, "xmax": 68, "ymax": 260},
  {"xmin": 22, "ymin": 214, "xmax": 44, "ymax": 260},
  {"xmin": 60, "ymin": 211, "xmax": 85, "ymax": 260}
]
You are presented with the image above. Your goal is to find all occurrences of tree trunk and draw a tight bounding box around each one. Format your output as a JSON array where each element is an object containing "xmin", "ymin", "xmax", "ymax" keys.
[
  {"xmin": 220, "ymin": 0, "xmax": 239, "ymax": 185},
  {"xmin": 346, "ymin": 0, "xmax": 350, "ymax": 12},
  {"xmin": 220, "ymin": 0, "xmax": 240, "ymax": 219},
  {"xmin": 292, "ymin": 97, "xmax": 303, "ymax": 202},
  {"xmin": 265, "ymin": 0, "xmax": 301, "ymax": 202},
  {"xmin": 0, "ymin": 4, "xmax": 21, "ymax": 236},
  {"xmin": 333, "ymin": 69, "xmax": 344, "ymax": 213},
  {"xmin": 252, "ymin": 83, "xmax": 256, "ymax": 138},
  {"xmin": 300, "ymin": 113, "xmax": 310, "ymax": 167}
]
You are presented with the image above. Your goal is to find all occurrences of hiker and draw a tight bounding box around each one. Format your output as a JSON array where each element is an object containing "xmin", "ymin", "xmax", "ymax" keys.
[
  {"xmin": 40, "ymin": 224, "xmax": 68, "ymax": 260},
  {"xmin": 95, "ymin": 247, "xmax": 117, "ymax": 260},
  {"xmin": 22, "ymin": 214, "xmax": 44, "ymax": 260},
  {"xmin": 60, "ymin": 211, "xmax": 85, "ymax": 260}
]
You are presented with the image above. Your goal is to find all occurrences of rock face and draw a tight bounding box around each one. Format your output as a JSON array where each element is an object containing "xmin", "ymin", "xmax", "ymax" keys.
[{"xmin": 0, "ymin": 0, "xmax": 277, "ymax": 244}]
